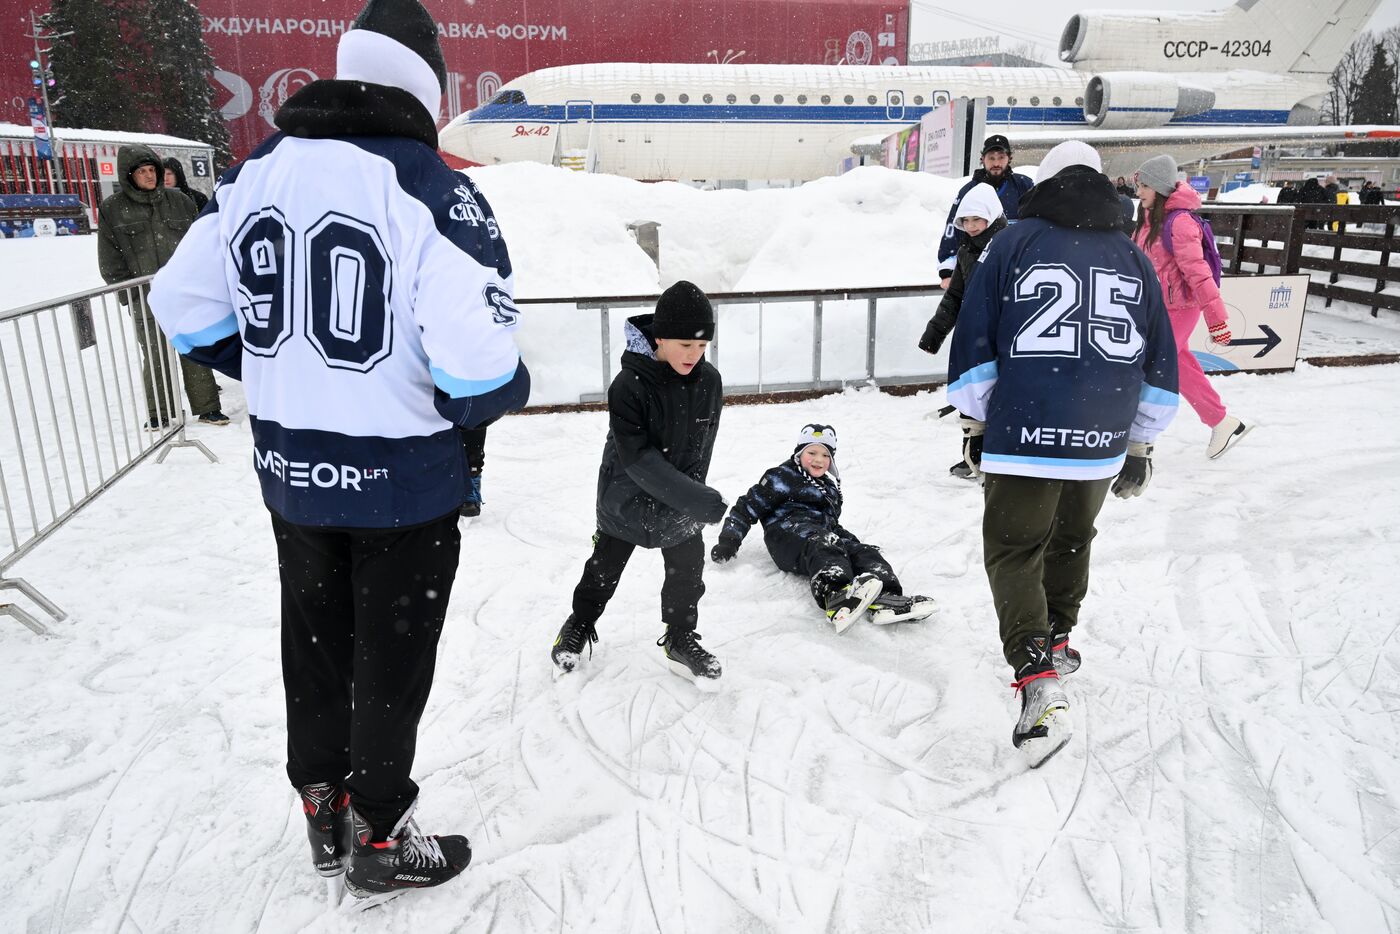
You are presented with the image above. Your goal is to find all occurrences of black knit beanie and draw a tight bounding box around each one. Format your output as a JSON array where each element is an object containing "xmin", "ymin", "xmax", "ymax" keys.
[
  {"xmin": 653, "ymin": 280, "xmax": 715, "ymax": 341},
  {"xmin": 351, "ymin": 0, "xmax": 447, "ymax": 92}
]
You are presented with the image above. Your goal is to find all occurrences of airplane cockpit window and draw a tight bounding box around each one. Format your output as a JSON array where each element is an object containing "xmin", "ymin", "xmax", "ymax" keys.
[
  {"xmin": 843, "ymin": 95, "xmax": 854, "ymax": 105},
  {"xmin": 630, "ymin": 93, "xmax": 641, "ymax": 103},
  {"xmin": 489, "ymin": 90, "xmax": 526, "ymax": 105}
]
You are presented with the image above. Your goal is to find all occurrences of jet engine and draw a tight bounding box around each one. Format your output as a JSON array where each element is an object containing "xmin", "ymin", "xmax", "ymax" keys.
[{"xmin": 1082, "ymin": 73, "xmax": 1217, "ymax": 129}]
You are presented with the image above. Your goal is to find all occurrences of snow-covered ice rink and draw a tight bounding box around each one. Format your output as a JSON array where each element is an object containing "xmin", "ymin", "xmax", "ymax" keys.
[
  {"xmin": 3, "ymin": 359, "xmax": 1399, "ymax": 933},
  {"xmin": 3, "ymin": 163, "xmax": 1400, "ymax": 932}
]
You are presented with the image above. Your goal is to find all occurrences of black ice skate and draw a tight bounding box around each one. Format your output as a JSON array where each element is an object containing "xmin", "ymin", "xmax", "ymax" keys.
[
  {"xmin": 825, "ymin": 573, "xmax": 883, "ymax": 634},
  {"xmin": 1011, "ymin": 639, "xmax": 1073, "ymax": 769},
  {"xmin": 551, "ymin": 614, "xmax": 598, "ymax": 676},
  {"xmin": 299, "ymin": 781, "xmax": 351, "ymax": 877},
  {"xmin": 949, "ymin": 459, "xmax": 975, "ymax": 480},
  {"xmin": 1051, "ymin": 630, "xmax": 1081, "ymax": 677},
  {"xmin": 868, "ymin": 593, "xmax": 937, "ymax": 625},
  {"xmin": 344, "ymin": 802, "xmax": 472, "ymax": 901},
  {"xmin": 658, "ymin": 628, "xmax": 721, "ymax": 690}
]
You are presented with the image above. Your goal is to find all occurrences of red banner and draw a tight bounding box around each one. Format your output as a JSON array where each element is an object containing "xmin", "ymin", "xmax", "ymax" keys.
[{"xmin": 1, "ymin": 1, "xmax": 906, "ymax": 160}]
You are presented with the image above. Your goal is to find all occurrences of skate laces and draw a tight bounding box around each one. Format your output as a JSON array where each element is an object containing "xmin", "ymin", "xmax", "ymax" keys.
[
  {"xmin": 398, "ymin": 819, "xmax": 446, "ymax": 868},
  {"xmin": 1010, "ymin": 670, "xmax": 1059, "ymax": 693},
  {"xmin": 658, "ymin": 629, "xmax": 707, "ymax": 657},
  {"xmin": 560, "ymin": 618, "xmax": 599, "ymax": 657}
]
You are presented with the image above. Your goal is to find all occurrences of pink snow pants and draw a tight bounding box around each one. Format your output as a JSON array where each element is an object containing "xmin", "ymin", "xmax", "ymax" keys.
[{"xmin": 1168, "ymin": 304, "xmax": 1226, "ymax": 428}]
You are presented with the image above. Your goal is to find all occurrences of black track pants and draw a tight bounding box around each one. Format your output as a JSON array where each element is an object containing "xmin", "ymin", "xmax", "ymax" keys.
[{"xmin": 570, "ymin": 530, "xmax": 706, "ymax": 631}]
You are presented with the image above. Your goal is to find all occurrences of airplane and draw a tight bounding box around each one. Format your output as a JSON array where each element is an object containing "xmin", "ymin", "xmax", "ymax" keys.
[{"xmin": 438, "ymin": 0, "xmax": 1400, "ymax": 180}]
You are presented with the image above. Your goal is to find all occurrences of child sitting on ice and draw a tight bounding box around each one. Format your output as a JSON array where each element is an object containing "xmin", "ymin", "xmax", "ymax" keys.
[{"xmin": 709, "ymin": 423, "xmax": 934, "ymax": 632}]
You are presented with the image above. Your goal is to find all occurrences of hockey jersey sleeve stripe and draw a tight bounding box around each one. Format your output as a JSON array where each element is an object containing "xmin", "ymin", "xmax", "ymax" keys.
[
  {"xmin": 1139, "ymin": 384, "xmax": 1178, "ymax": 407},
  {"xmin": 1130, "ymin": 384, "xmax": 1179, "ymax": 443},
  {"xmin": 946, "ymin": 360, "xmax": 998, "ymax": 421},
  {"xmin": 171, "ymin": 312, "xmax": 238, "ymax": 355},
  {"xmin": 430, "ymin": 362, "xmax": 520, "ymax": 399},
  {"xmin": 982, "ymin": 453, "xmax": 1126, "ymax": 482}
]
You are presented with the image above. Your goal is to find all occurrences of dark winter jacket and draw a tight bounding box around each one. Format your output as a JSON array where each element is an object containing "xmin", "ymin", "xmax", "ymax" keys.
[
  {"xmin": 596, "ymin": 315, "xmax": 725, "ymax": 548},
  {"xmin": 937, "ymin": 168, "xmax": 1035, "ymax": 272},
  {"xmin": 97, "ymin": 144, "xmax": 198, "ymax": 286},
  {"xmin": 920, "ymin": 215, "xmax": 1007, "ymax": 352},
  {"xmin": 162, "ymin": 157, "xmax": 208, "ymax": 212},
  {"xmin": 719, "ymin": 457, "xmax": 856, "ymax": 555}
]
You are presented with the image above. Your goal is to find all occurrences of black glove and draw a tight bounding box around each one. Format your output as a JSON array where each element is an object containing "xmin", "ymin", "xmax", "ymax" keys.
[
  {"xmin": 918, "ymin": 320, "xmax": 949, "ymax": 355},
  {"xmin": 1112, "ymin": 442, "xmax": 1153, "ymax": 499},
  {"xmin": 710, "ymin": 535, "xmax": 740, "ymax": 563},
  {"xmin": 696, "ymin": 490, "xmax": 728, "ymax": 525},
  {"xmin": 960, "ymin": 416, "xmax": 985, "ymax": 478}
]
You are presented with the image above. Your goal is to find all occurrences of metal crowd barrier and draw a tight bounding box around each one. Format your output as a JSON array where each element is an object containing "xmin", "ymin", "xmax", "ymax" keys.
[
  {"xmin": 0, "ymin": 277, "xmax": 215, "ymax": 634},
  {"xmin": 553, "ymin": 284, "xmax": 945, "ymax": 404}
]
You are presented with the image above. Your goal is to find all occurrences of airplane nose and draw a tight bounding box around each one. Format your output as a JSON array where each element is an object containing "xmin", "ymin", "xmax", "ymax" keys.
[{"xmin": 439, "ymin": 113, "xmax": 477, "ymax": 162}]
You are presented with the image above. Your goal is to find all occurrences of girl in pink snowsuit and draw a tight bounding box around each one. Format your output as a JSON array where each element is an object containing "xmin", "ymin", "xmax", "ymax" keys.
[{"xmin": 1133, "ymin": 154, "xmax": 1251, "ymax": 458}]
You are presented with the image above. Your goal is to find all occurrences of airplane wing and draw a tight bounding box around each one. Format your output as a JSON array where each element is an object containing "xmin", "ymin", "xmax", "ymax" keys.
[{"xmin": 999, "ymin": 125, "xmax": 1400, "ymax": 176}]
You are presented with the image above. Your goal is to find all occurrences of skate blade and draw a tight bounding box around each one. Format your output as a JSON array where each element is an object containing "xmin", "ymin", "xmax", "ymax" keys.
[
  {"xmin": 1019, "ymin": 708, "xmax": 1073, "ymax": 769},
  {"xmin": 1209, "ymin": 424, "xmax": 1254, "ymax": 460},
  {"xmin": 869, "ymin": 603, "xmax": 937, "ymax": 626},
  {"xmin": 667, "ymin": 658, "xmax": 721, "ymax": 692},
  {"xmin": 325, "ymin": 874, "xmax": 345, "ymax": 909},
  {"xmin": 340, "ymin": 888, "xmax": 405, "ymax": 914}
]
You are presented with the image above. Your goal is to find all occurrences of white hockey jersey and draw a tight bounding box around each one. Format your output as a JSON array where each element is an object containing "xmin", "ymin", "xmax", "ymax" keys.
[{"xmin": 149, "ymin": 132, "xmax": 530, "ymax": 527}]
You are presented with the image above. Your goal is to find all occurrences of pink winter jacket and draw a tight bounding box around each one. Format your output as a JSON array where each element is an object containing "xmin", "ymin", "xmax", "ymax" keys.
[{"xmin": 1133, "ymin": 183, "xmax": 1229, "ymax": 328}]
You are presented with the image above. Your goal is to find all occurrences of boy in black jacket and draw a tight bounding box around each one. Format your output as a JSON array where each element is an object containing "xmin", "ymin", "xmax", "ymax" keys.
[
  {"xmin": 710, "ymin": 424, "xmax": 934, "ymax": 633},
  {"xmin": 551, "ymin": 281, "xmax": 728, "ymax": 686}
]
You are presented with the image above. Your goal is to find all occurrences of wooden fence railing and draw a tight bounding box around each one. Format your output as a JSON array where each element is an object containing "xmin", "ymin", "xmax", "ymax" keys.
[{"xmin": 1199, "ymin": 203, "xmax": 1400, "ymax": 315}]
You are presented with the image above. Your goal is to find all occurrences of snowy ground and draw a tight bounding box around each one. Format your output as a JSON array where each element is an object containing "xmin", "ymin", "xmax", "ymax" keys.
[{"xmin": 3, "ymin": 358, "xmax": 1400, "ymax": 933}]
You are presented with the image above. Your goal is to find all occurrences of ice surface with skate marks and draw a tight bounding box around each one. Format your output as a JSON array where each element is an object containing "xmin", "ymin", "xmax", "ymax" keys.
[{"xmin": 2, "ymin": 363, "xmax": 1399, "ymax": 932}]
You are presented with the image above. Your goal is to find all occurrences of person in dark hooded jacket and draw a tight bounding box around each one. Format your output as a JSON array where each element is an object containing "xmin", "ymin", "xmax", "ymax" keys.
[
  {"xmin": 936, "ymin": 135, "xmax": 1034, "ymax": 285},
  {"xmin": 551, "ymin": 280, "xmax": 728, "ymax": 686},
  {"xmin": 97, "ymin": 143, "xmax": 224, "ymax": 428},
  {"xmin": 710, "ymin": 423, "xmax": 935, "ymax": 632},
  {"xmin": 162, "ymin": 157, "xmax": 208, "ymax": 212}
]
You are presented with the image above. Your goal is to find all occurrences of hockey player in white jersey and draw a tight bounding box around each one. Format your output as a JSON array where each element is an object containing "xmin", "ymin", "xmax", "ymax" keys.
[{"xmin": 148, "ymin": 0, "xmax": 529, "ymax": 901}]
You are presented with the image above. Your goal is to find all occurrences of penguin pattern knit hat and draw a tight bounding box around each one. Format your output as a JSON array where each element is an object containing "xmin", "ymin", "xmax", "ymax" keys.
[
  {"xmin": 653, "ymin": 280, "xmax": 716, "ymax": 341},
  {"xmin": 336, "ymin": 0, "xmax": 447, "ymax": 120},
  {"xmin": 794, "ymin": 423, "xmax": 837, "ymax": 455},
  {"xmin": 1136, "ymin": 154, "xmax": 1180, "ymax": 197}
]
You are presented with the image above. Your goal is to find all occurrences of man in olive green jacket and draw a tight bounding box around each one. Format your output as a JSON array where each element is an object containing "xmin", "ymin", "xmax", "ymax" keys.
[{"xmin": 98, "ymin": 144, "xmax": 225, "ymax": 428}]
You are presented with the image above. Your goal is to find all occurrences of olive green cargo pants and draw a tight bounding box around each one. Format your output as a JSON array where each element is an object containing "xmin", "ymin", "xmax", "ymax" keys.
[
  {"xmin": 131, "ymin": 305, "xmax": 219, "ymax": 422},
  {"xmin": 982, "ymin": 473, "xmax": 1112, "ymax": 672}
]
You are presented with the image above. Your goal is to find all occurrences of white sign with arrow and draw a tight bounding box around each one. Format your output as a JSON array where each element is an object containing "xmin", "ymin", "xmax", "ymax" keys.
[{"xmin": 1188, "ymin": 274, "xmax": 1309, "ymax": 374}]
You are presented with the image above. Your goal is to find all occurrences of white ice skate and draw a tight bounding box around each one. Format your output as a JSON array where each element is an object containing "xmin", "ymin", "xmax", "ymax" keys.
[
  {"xmin": 1207, "ymin": 415, "xmax": 1253, "ymax": 459},
  {"xmin": 825, "ymin": 574, "xmax": 883, "ymax": 634},
  {"xmin": 868, "ymin": 593, "xmax": 937, "ymax": 625},
  {"xmin": 1011, "ymin": 671, "xmax": 1073, "ymax": 769}
]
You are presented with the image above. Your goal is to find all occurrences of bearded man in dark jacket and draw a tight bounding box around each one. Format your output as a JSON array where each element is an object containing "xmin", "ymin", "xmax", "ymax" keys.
[
  {"xmin": 97, "ymin": 143, "xmax": 223, "ymax": 427},
  {"xmin": 936, "ymin": 134, "xmax": 1035, "ymax": 286},
  {"xmin": 552, "ymin": 280, "xmax": 728, "ymax": 686}
]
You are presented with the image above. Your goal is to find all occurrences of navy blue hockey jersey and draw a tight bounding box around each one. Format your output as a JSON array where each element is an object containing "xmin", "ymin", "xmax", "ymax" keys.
[{"xmin": 947, "ymin": 193, "xmax": 1179, "ymax": 481}]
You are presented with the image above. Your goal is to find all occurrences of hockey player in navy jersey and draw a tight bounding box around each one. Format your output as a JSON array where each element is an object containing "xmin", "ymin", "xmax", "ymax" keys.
[
  {"xmin": 148, "ymin": 0, "xmax": 528, "ymax": 901},
  {"xmin": 947, "ymin": 141, "xmax": 1179, "ymax": 768}
]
